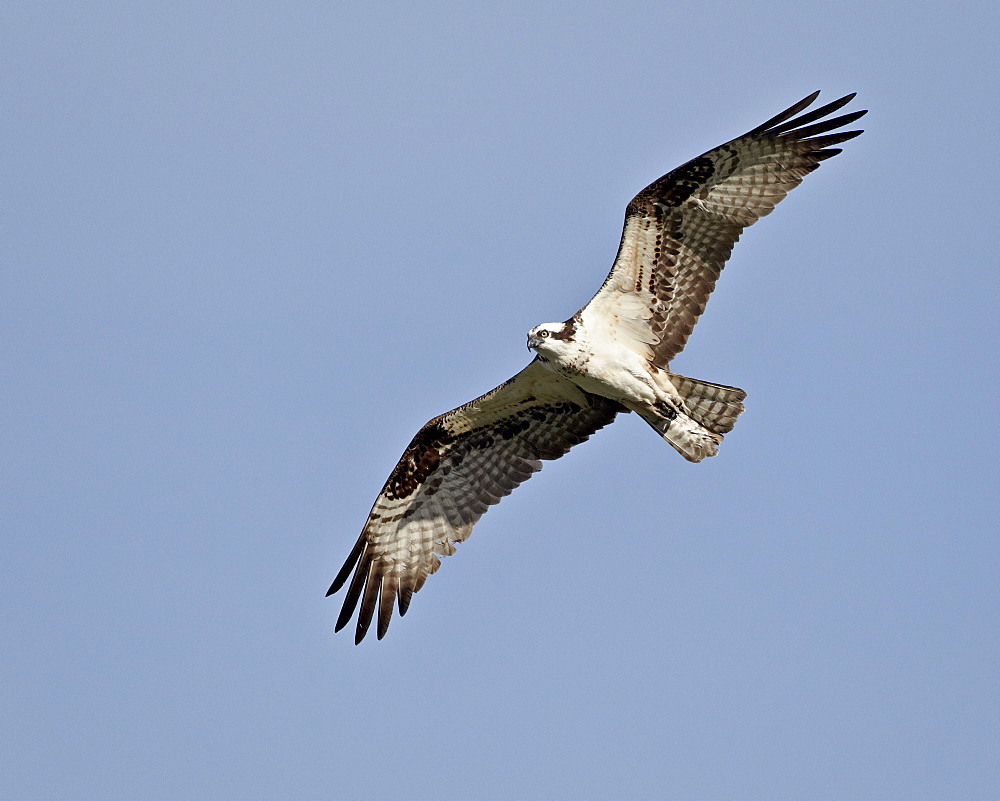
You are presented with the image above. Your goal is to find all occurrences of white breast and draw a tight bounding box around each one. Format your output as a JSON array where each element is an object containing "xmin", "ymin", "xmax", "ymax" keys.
[{"xmin": 562, "ymin": 322, "xmax": 658, "ymax": 405}]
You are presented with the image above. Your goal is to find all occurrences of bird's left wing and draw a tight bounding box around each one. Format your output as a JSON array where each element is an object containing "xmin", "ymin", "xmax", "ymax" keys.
[
  {"xmin": 580, "ymin": 91, "xmax": 866, "ymax": 367},
  {"xmin": 328, "ymin": 358, "xmax": 623, "ymax": 643}
]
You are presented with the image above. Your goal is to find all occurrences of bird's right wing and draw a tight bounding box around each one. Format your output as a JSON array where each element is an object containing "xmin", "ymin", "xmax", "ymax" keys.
[{"xmin": 328, "ymin": 358, "xmax": 623, "ymax": 643}]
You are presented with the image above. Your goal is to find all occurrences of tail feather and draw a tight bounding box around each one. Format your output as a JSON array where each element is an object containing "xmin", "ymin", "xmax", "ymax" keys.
[
  {"xmin": 637, "ymin": 372, "xmax": 747, "ymax": 462},
  {"xmin": 638, "ymin": 409, "xmax": 723, "ymax": 462},
  {"xmin": 666, "ymin": 373, "xmax": 746, "ymax": 434}
]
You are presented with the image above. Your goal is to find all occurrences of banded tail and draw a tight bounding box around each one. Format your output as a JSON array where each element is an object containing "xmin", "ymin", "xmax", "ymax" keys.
[{"xmin": 639, "ymin": 373, "xmax": 747, "ymax": 462}]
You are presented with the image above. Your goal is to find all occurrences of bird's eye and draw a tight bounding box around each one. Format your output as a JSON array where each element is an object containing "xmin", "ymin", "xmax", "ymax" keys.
[{"xmin": 539, "ymin": 330, "xmax": 549, "ymax": 338}]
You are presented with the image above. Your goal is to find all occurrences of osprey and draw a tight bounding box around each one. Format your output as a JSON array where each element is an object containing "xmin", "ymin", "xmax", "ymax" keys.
[{"xmin": 330, "ymin": 91, "xmax": 866, "ymax": 643}]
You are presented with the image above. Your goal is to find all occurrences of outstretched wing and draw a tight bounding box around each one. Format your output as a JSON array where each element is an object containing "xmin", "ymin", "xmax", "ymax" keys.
[
  {"xmin": 328, "ymin": 359, "xmax": 623, "ymax": 643},
  {"xmin": 581, "ymin": 91, "xmax": 867, "ymax": 367}
]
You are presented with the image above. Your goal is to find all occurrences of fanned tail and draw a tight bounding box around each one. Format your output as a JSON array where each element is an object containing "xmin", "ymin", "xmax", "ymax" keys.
[
  {"xmin": 638, "ymin": 373, "xmax": 747, "ymax": 462},
  {"xmin": 638, "ymin": 408, "xmax": 723, "ymax": 462},
  {"xmin": 665, "ymin": 373, "xmax": 746, "ymax": 434}
]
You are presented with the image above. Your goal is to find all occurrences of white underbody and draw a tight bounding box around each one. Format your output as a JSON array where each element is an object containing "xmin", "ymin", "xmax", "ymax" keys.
[{"xmin": 530, "ymin": 320, "xmax": 682, "ymax": 415}]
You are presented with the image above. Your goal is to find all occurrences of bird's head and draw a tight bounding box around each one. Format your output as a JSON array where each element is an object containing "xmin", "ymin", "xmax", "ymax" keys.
[{"xmin": 527, "ymin": 321, "xmax": 575, "ymax": 356}]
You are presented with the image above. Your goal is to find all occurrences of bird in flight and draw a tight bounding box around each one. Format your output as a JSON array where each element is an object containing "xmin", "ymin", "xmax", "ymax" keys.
[{"xmin": 329, "ymin": 91, "xmax": 866, "ymax": 643}]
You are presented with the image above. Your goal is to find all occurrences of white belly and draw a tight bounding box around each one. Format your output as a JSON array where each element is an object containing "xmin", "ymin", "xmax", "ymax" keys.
[{"xmin": 551, "ymin": 344, "xmax": 660, "ymax": 406}]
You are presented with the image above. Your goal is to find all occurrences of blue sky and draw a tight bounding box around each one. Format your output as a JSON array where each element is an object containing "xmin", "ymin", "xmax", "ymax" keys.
[{"xmin": 3, "ymin": 3, "xmax": 997, "ymax": 799}]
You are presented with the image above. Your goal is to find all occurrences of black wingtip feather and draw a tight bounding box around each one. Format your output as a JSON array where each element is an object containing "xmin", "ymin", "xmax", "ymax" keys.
[
  {"xmin": 334, "ymin": 545, "xmax": 370, "ymax": 633},
  {"xmin": 755, "ymin": 91, "xmax": 819, "ymax": 131},
  {"xmin": 748, "ymin": 92, "xmax": 867, "ymax": 142},
  {"xmin": 747, "ymin": 90, "xmax": 820, "ymax": 135},
  {"xmin": 327, "ymin": 534, "xmax": 366, "ymax": 596},
  {"xmin": 766, "ymin": 93, "xmax": 859, "ymax": 136},
  {"xmin": 397, "ymin": 587, "xmax": 413, "ymax": 616},
  {"xmin": 377, "ymin": 576, "xmax": 396, "ymax": 640},
  {"xmin": 789, "ymin": 109, "xmax": 868, "ymax": 141},
  {"xmin": 355, "ymin": 563, "xmax": 381, "ymax": 644},
  {"xmin": 809, "ymin": 127, "xmax": 866, "ymax": 145}
]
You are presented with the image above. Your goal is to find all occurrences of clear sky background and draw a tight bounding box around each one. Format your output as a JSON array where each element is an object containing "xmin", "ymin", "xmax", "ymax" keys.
[{"xmin": 3, "ymin": 3, "xmax": 998, "ymax": 800}]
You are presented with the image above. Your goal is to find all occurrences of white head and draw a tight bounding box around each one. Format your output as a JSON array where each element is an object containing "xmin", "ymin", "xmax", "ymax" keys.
[{"xmin": 526, "ymin": 320, "xmax": 576, "ymax": 356}]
